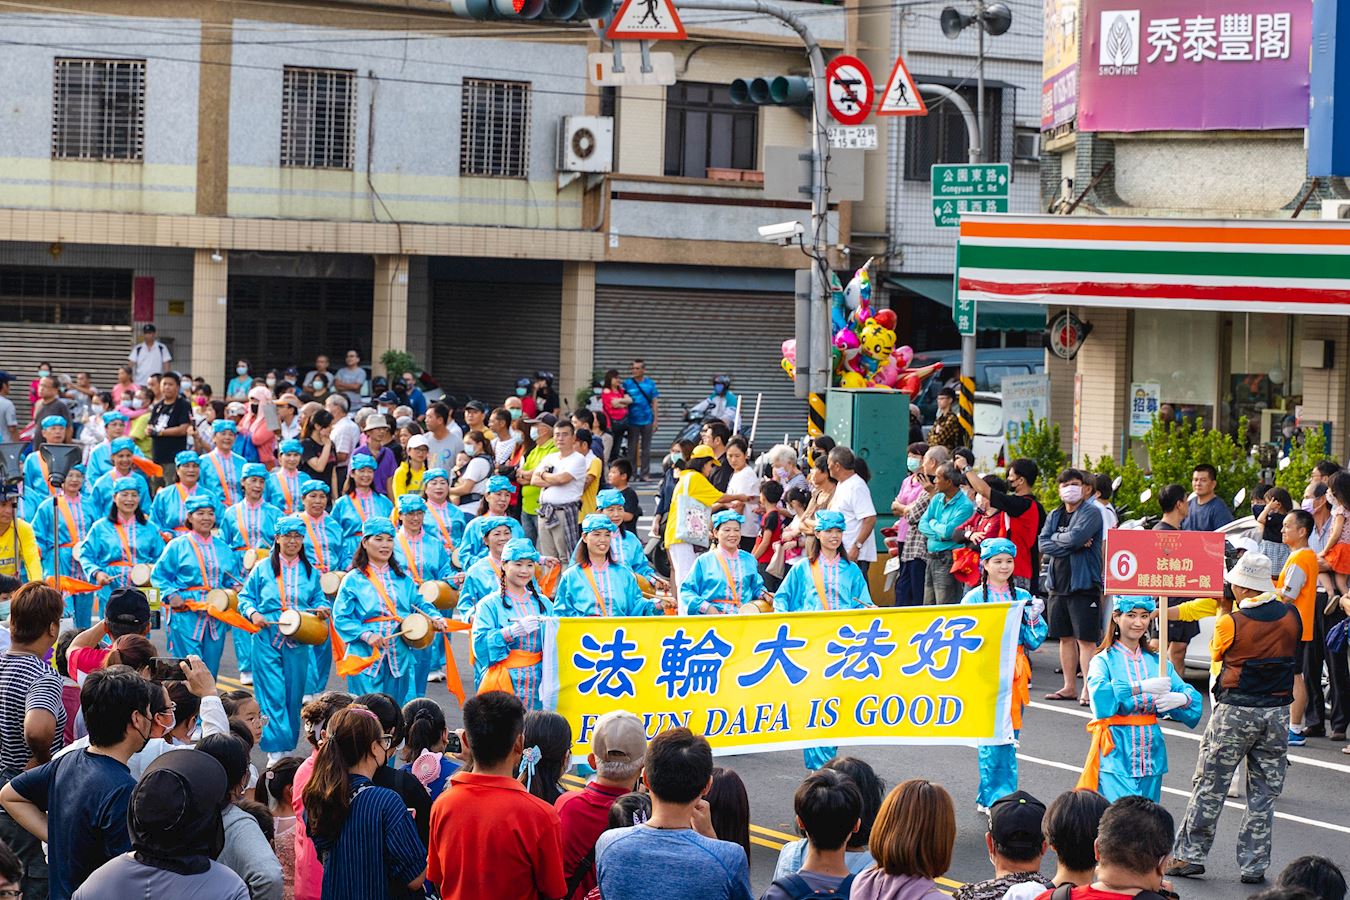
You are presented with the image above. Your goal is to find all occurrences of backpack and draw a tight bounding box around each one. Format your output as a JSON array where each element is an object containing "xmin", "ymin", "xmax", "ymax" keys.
[
  {"xmin": 770, "ymin": 872, "xmax": 856, "ymax": 899},
  {"xmin": 1051, "ymin": 885, "xmax": 1170, "ymax": 900}
]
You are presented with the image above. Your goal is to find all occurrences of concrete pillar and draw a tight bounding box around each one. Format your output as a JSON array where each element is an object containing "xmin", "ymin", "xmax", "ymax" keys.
[
  {"xmin": 1073, "ymin": 306, "xmax": 1130, "ymax": 465},
  {"xmin": 1300, "ymin": 315, "xmax": 1350, "ymax": 458},
  {"xmin": 1045, "ymin": 348, "xmax": 1075, "ymax": 458},
  {"xmin": 190, "ymin": 249, "xmax": 228, "ymax": 390},
  {"xmin": 371, "ymin": 255, "xmax": 410, "ymax": 377},
  {"xmin": 559, "ymin": 261, "xmax": 597, "ymax": 414}
]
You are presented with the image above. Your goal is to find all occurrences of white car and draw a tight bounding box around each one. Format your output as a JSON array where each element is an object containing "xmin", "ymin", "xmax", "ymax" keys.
[{"xmin": 1181, "ymin": 515, "xmax": 1261, "ymax": 672}]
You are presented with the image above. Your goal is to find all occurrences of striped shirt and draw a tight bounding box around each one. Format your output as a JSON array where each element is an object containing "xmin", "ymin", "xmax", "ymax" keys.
[
  {"xmin": 0, "ymin": 651, "xmax": 66, "ymax": 772},
  {"xmin": 309, "ymin": 775, "xmax": 426, "ymax": 900}
]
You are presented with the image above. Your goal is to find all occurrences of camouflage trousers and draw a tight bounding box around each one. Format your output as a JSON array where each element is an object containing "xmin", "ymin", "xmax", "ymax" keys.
[{"xmin": 1173, "ymin": 702, "xmax": 1289, "ymax": 877}]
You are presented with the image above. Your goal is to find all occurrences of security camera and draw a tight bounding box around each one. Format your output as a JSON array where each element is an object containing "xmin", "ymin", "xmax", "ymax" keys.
[{"xmin": 757, "ymin": 221, "xmax": 804, "ymax": 245}]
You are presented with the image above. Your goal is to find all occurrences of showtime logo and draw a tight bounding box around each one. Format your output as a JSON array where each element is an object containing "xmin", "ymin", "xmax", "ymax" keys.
[{"xmin": 1098, "ymin": 9, "xmax": 1140, "ymax": 75}]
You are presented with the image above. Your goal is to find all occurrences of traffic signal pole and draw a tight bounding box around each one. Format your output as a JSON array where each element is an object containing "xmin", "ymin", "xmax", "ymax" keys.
[{"xmin": 679, "ymin": 0, "xmax": 833, "ymax": 397}]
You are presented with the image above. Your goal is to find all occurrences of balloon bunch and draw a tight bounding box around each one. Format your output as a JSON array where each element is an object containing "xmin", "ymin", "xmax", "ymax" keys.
[{"xmin": 780, "ymin": 258, "xmax": 943, "ymax": 397}]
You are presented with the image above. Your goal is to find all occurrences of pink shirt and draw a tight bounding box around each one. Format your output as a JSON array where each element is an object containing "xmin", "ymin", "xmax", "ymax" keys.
[
  {"xmin": 893, "ymin": 474, "xmax": 925, "ymax": 542},
  {"xmin": 291, "ymin": 751, "xmax": 321, "ymax": 900}
]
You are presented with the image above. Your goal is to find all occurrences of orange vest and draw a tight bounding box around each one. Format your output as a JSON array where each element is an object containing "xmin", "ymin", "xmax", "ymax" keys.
[{"xmin": 1275, "ymin": 547, "xmax": 1318, "ymax": 641}]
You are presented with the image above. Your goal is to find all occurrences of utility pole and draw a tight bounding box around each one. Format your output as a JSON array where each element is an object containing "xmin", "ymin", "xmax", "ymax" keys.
[{"xmin": 680, "ymin": 0, "xmax": 833, "ymax": 398}]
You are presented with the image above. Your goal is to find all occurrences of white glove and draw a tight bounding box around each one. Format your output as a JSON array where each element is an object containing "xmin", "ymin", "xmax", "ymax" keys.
[
  {"xmin": 1026, "ymin": 597, "xmax": 1046, "ymax": 622},
  {"xmin": 1137, "ymin": 676, "xmax": 1172, "ymax": 697},
  {"xmin": 1154, "ymin": 691, "xmax": 1190, "ymax": 713},
  {"xmin": 518, "ymin": 614, "xmax": 542, "ymax": 634},
  {"xmin": 502, "ymin": 616, "xmax": 539, "ymax": 641}
]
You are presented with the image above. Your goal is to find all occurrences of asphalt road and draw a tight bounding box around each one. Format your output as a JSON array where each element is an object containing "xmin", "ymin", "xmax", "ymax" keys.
[{"xmin": 214, "ymin": 634, "xmax": 1350, "ymax": 899}]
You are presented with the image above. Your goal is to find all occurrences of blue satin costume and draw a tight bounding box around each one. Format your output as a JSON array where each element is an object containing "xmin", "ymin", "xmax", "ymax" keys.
[
  {"xmin": 151, "ymin": 530, "xmax": 243, "ymax": 676},
  {"xmin": 76, "ymin": 514, "xmax": 166, "ymax": 617},
  {"xmin": 553, "ymin": 560, "xmax": 656, "ymax": 618},
  {"xmin": 960, "ymin": 582, "xmax": 1048, "ymax": 806},
  {"xmin": 238, "ymin": 550, "xmax": 328, "ymax": 753},
  {"xmin": 32, "ymin": 493, "xmax": 96, "ymax": 626},
  {"xmin": 471, "ymin": 586, "xmax": 555, "ymax": 711},
  {"xmin": 331, "ymin": 563, "xmax": 445, "ymax": 706},
  {"xmin": 679, "ymin": 547, "xmax": 767, "ymax": 615},
  {"xmin": 393, "ymin": 524, "xmax": 456, "ymax": 700}
]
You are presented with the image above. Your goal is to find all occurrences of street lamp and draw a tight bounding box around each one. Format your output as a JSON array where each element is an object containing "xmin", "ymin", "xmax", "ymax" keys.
[{"xmin": 939, "ymin": 1, "xmax": 1012, "ymax": 164}]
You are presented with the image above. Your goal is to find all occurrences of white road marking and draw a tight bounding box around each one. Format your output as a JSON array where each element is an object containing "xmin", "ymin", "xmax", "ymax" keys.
[
  {"xmin": 1028, "ymin": 700, "xmax": 1350, "ymax": 775},
  {"xmin": 1015, "ymin": 751, "xmax": 1350, "ymax": 835}
]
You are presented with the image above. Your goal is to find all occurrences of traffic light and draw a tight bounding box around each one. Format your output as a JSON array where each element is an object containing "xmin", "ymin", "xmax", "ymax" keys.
[
  {"xmin": 452, "ymin": 0, "xmax": 611, "ymax": 20},
  {"xmin": 729, "ymin": 76, "xmax": 812, "ymax": 107}
]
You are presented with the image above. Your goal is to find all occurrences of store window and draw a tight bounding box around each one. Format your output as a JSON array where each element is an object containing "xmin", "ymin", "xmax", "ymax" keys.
[
  {"xmin": 1226, "ymin": 312, "xmax": 1299, "ymax": 445},
  {"xmin": 1132, "ymin": 309, "xmax": 1219, "ymax": 429}
]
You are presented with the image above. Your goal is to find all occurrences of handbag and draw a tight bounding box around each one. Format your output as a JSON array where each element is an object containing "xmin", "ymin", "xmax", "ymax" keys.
[
  {"xmin": 1327, "ymin": 617, "xmax": 1350, "ymax": 655},
  {"xmin": 767, "ymin": 540, "xmax": 789, "ymax": 578},
  {"xmin": 672, "ymin": 479, "xmax": 711, "ymax": 548}
]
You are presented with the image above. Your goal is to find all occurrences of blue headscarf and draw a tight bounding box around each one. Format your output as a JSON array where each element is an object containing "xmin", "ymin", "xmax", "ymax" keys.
[
  {"xmin": 1112, "ymin": 595, "xmax": 1157, "ymax": 614},
  {"xmin": 980, "ymin": 537, "xmax": 1018, "ymax": 561},
  {"xmin": 711, "ymin": 510, "xmax": 744, "ymax": 530},
  {"xmin": 362, "ymin": 518, "xmax": 396, "ymax": 539},
  {"xmin": 502, "ymin": 537, "xmax": 541, "ymax": 563},
  {"xmin": 275, "ymin": 516, "xmax": 306, "ymax": 537},
  {"xmin": 582, "ymin": 514, "xmax": 617, "ymax": 534}
]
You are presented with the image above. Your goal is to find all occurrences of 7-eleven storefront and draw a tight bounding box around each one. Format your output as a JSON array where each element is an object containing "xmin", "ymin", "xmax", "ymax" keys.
[{"xmin": 956, "ymin": 215, "xmax": 1350, "ymax": 463}]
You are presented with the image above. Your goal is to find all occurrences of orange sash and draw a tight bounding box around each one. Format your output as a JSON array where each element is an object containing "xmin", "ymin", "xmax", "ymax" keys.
[
  {"xmin": 582, "ymin": 564, "xmax": 611, "ymax": 616},
  {"xmin": 537, "ymin": 562, "xmax": 560, "ymax": 598},
  {"xmin": 303, "ymin": 515, "xmax": 329, "ymax": 572},
  {"xmin": 478, "ymin": 649, "xmax": 543, "ymax": 696},
  {"xmin": 130, "ymin": 456, "xmax": 164, "ymax": 479},
  {"xmin": 1075, "ymin": 714, "xmax": 1159, "ymax": 792},
  {"xmin": 811, "ymin": 560, "xmax": 831, "ymax": 611},
  {"xmin": 334, "ymin": 568, "xmax": 402, "ymax": 678},
  {"xmin": 713, "ymin": 550, "xmax": 743, "ymax": 609},
  {"xmin": 208, "ymin": 452, "xmax": 236, "ymax": 507},
  {"xmin": 47, "ymin": 575, "xmax": 101, "ymax": 594},
  {"xmin": 183, "ymin": 538, "xmax": 259, "ymax": 634},
  {"xmin": 1011, "ymin": 647, "xmax": 1031, "ymax": 731}
]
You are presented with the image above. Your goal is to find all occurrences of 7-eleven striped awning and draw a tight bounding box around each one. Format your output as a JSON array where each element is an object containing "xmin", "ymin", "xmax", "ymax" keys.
[{"xmin": 957, "ymin": 215, "xmax": 1350, "ymax": 315}]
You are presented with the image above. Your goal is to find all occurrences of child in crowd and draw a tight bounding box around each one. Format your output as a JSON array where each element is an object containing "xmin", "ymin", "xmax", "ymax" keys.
[
  {"xmin": 752, "ymin": 481, "xmax": 787, "ymax": 590},
  {"xmin": 606, "ymin": 459, "xmax": 642, "ymax": 535},
  {"xmin": 763, "ymin": 769, "xmax": 863, "ymax": 900},
  {"xmin": 256, "ymin": 756, "xmax": 302, "ymax": 900},
  {"xmin": 1320, "ymin": 473, "xmax": 1350, "ymax": 601},
  {"xmin": 1254, "ymin": 485, "xmax": 1293, "ymax": 572},
  {"xmin": 400, "ymin": 698, "xmax": 460, "ymax": 800}
]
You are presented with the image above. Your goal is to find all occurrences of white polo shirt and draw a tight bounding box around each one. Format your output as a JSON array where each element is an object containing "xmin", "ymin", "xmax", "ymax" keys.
[
  {"xmin": 539, "ymin": 450, "xmax": 589, "ymax": 506},
  {"xmin": 830, "ymin": 472, "xmax": 878, "ymax": 562}
]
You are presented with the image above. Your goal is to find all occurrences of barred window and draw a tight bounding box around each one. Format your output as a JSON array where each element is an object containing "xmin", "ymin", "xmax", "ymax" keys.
[
  {"xmin": 281, "ymin": 66, "xmax": 356, "ymax": 170},
  {"xmin": 52, "ymin": 58, "xmax": 146, "ymax": 162},
  {"xmin": 460, "ymin": 78, "xmax": 531, "ymax": 178}
]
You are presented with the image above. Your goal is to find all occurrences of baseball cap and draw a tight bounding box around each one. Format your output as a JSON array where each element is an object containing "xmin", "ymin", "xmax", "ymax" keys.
[
  {"xmin": 592, "ymin": 710, "xmax": 647, "ymax": 765},
  {"xmin": 0, "ymin": 371, "xmax": 11, "ymax": 383},
  {"xmin": 690, "ymin": 444, "xmax": 720, "ymax": 465},
  {"xmin": 525, "ymin": 412, "xmax": 558, "ymax": 427},
  {"xmin": 377, "ymin": 390, "xmax": 399, "ymax": 404},
  {"xmin": 408, "ymin": 434, "xmax": 429, "ymax": 451},
  {"xmin": 106, "ymin": 588, "xmax": 151, "ymax": 630},
  {"xmin": 465, "ymin": 400, "xmax": 490, "ymax": 413},
  {"xmin": 141, "ymin": 323, "xmax": 157, "ymax": 334},
  {"xmin": 225, "ymin": 401, "xmax": 246, "ymax": 417},
  {"xmin": 988, "ymin": 790, "xmax": 1046, "ymax": 856}
]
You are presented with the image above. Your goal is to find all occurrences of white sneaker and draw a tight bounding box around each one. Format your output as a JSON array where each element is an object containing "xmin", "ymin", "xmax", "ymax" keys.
[
  {"xmin": 239, "ymin": 672, "xmax": 253, "ymax": 686},
  {"xmin": 427, "ymin": 670, "xmax": 447, "ymax": 683}
]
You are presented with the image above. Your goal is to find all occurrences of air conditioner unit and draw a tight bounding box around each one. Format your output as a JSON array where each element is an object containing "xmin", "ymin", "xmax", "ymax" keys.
[
  {"xmin": 1322, "ymin": 198, "xmax": 1350, "ymax": 219},
  {"xmin": 1013, "ymin": 128, "xmax": 1040, "ymax": 162},
  {"xmin": 557, "ymin": 116, "xmax": 613, "ymax": 173}
]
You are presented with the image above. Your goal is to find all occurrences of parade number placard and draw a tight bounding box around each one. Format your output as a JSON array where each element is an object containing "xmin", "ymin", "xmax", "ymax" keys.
[
  {"xmin": 543, "ymin": 604, "xmax": 1023, "ymax": 760},
  {"xmin": 1104, "ymin": 529, "xmax": 1226, "ymax": 598}
]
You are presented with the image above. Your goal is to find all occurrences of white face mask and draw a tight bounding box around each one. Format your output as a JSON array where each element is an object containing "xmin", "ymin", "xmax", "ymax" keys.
[
  {"xmin": 130, "ymin": 398, "xmax": 144, "ymax": 409},
  {"xmin": 265, "ymin": 377, "xmax": 277, "ymax": 387},
  {"xmin": 464, "ymin": 443, "xmax": 478, "ymax": 456},
  {"xmin": 529, "ymin": 427, "xmax": 539, "ymax": 442},
  {"xmin": 236, "ymin": 366, "xmax": 248, "ymax": 375},
  {"xmin": 1059, "ymin": 484, "xmax": 1083, "ymax": 504},
  {"xmin": 37, "ymin": 370, "xmax": 49, "ymax": 378},
  {"xmin": 313, "ymin": 379, "xmax": 324, "ymax": 389},
  {"xmin": 91, "ymin": 404, "xmax": 104, "ymax": 413},
  {"xmin": 180, "ymin": 380, "xmax": 192, "ymax": 392}
]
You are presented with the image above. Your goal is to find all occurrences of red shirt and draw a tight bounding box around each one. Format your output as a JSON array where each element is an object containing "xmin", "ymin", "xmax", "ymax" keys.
[
  {"xmin": 1034, "ymin": 887, "xmax": 1139, "ymax": 900},
  {"xmin": 555, "ymin": 781, "xmax": 629, "ymax": 900},
  {"xmin": 67, "ymin": 646, "xmax": 111, "ymax": 683},
  {"xmin": 428, "ymin": 770, "xmax": 566, "ymax": 900}
]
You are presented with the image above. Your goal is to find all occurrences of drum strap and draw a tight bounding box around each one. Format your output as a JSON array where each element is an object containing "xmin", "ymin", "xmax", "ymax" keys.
[{"xmin": 713, "ymin": 550, "xmax": 743, "ymax": 608}]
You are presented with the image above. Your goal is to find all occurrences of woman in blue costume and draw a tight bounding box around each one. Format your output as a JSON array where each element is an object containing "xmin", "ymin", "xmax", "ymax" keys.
[
  {"xmin": 21, "ymin": 417, "xmax": 70, "ymax": 519},
  {"xmin": 197, "ymin": 419, "xmax": 247, "ymax": 508},
  {"xmin": 77, "ymin": 478, "xmax": 166, "ymax": 618},
  {"xmin": 88, "ymin": 438, "xmax": 152, "ymax": 516},
  {"xmin": 456, "ymin": 475, "xmax": 523, "ymax": 569},
  {"xmin": 33, "ymin": 465, "xmax": 96, "ymax": 627},
  {"xmin": 421, "ymin": 468, "xmax": 467, "ymax": 560},
  {"xmin": 219, "ymin": 463, "xmax": 283, "ymax": 555},
  {"xmin": 332, "ymin": 455, "xmax": 394, "ymax": 554},
  {"xmin": 151, "ymin": 494, "xmax": 244, "ymax": 676},
  {"xmin": 679, "ymin": 510, "xmax": 773, "ymax": 615},
  {"xmin": 453, "ymin": 517, "xmax": 516, "ymax": 622},
  {"xmin": 86, "ymin": 411, "xmax": 141, "ymax": 484},
  {"xmin": 959, "ymin": 537, "xmax": 1047, "ymax": 810},
  {"xmin": 393, "ymin": 494, "xmax": 456, "ymax": 698},
  {"xmin": 297, "ymin": 478, "xmax": 345, "ymax": 696},
  {"xmin": 553, "ymin": 515, "xmax": 664, "ymax": 618},
  {"xmin": 330, "ymin": 518, "xmax": 449, "ymax": 705},
  {"xmin": 238, "ymin": 515, "xmax": 330, "ymax": 764},
  {"xmin": 265, "ymin": 439, "xmax": 308, "ymax": 514},
  {"xmin": 596, "ymin": 489, "xmax": 669, "ymax": 592},
  {"xmin": 1078, "ymin": 595, "xmax": 1204, "ymax": 801},
  {"xmin": 772, "ymin": 509, "xmax": 875, "ymax": 770},
  {"xmin": 150, "ymin": 452, "xmax": 219, "ymax": 540},
  {"xmin": 471, "ymin": 537, "xmax": 554, "ymax": 711}
]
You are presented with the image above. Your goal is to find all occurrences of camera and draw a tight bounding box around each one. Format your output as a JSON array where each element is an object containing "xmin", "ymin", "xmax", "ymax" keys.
[{"xmin": 757, "ymin": 221, "xmax": 804, "ymax": 246}]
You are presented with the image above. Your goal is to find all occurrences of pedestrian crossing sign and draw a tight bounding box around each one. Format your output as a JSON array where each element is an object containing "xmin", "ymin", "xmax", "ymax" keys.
[
  {"xmin": 606, "ymin": 0, "xmax": 687, "ymax": 40},
  {"xmin": 876, "ymin": 55, "xmax": 927, "ymax": 116}
]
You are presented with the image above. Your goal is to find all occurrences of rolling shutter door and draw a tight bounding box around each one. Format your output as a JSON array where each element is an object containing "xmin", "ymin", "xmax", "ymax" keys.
[
  {"xmin": 593, "ymin": 285, "xmax": 802, "ymax": 449},
  {"xmin": 430, "ymin": 281, "xmax": 561, "ymax": 406},
  {"xmin": 0, "ymin": 323, "xmax": 134, "ymax": 423}
]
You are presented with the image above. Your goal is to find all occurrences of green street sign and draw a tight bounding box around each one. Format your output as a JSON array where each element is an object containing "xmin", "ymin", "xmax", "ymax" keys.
[
  {"xmin": 932, "ymin": 163, "xmax": 1011, "ymax": 198},
  {"xmin": 932, "ymin": 196, "xmax": 1009, "ymax": 228},
  {"xmin": 954, "ymin": 296, "xmax": 976, "ymax": 335}
]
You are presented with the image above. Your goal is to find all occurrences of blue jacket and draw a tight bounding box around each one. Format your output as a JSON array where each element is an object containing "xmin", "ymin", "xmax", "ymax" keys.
[
  {"xmin": 1038, "ymin": 502, "xmax": 1104, "ymax": 593},
  {"xmin": 918, "ymin": 490, "xmax": 975, "ymax": 553},
  {"xmin": 553, "ymin": 562, "xmax": 654, "ymax": 618},
  {"xmin": 218, "ymin": 499, "xmax": 283, "ymax": 553}
]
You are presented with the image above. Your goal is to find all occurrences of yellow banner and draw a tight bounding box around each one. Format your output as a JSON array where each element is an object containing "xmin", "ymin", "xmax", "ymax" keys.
[{"xmin": 543, "ymin": 603, "xmax": 1023, "ymax": 758}]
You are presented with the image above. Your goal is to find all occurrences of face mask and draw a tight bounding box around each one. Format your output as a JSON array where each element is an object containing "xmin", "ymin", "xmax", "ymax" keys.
[
  {"xmin": 313, "ymin": 379, "xmax": 324, "ymax": 389},
  {"xmin": 510, "ymin": 408, "xmax": 522, "ymax": 420},
  {"xmin": 180, "ymin": 380, "xmax": 192, "ymax": 392},
  {"xmin": 1059, "ymin": 485, "xmax": 1083, "ymax": 504},
  {"xmin": 714, "ymin": 384, "xmax": 726, "ymax": 394},
  {"xmin": 1302, "ymin": 499, "xmax": 1316, "ymax": 512},
  {"xmin": 236, "ymin": 366, "xmax": 248, "ymax": 375},
  {"xmin": 378, "ymin": 406, "xmax": 391, "ymax": 416},
  {"xmin": 130, "ymin": 398, "xmax": 144, "ymax": 409},
  {"xmin": 265, "ymin": 377, "xmax": 276, "ymax": 387},
  {"xmin": 907, "ymin": 457, "xmax": 920, "ymax": 472},
  {"xmin": 515, "ymin": 387, "xmax": 527, "ymax": 396},
  {"xmin": 529, "ymin": 427, "xmax": 539, "ymax": 442},
  {"xmin": 91, "ymin": 404, "xmax": 104, "ymax": 414},
  {"xmin": 464, "ymin": 443, "xmax": 477, "ymax": 455},
  {"xmin": 671, "ymin": 453, "xmax": 683, "ymax": 464},
  {"xmin": 37, "ymin": 370, "xmax": 49, "ymax": 378}
]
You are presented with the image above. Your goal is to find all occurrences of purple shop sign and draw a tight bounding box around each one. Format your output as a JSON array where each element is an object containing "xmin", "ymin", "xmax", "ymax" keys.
[{"xmin": 1079, "ymin": 0, "xmax": 1311, "ymax": 132}]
